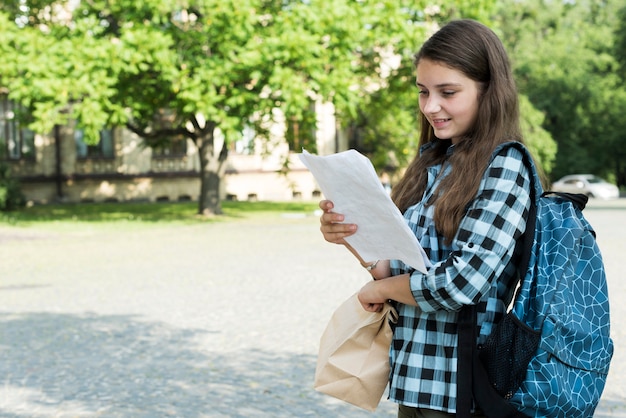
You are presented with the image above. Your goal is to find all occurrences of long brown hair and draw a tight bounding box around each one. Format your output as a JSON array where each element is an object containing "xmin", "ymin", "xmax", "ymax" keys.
[{"xmin": 391, "ymin": 19, "xmax": 524, "ymax": 244}]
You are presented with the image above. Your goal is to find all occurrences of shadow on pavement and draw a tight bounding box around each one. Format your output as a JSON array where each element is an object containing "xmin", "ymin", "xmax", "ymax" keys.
[
  {"xmin": 0, "ymin": 312, "xmax": 394, "ymax": 418},
  {"xmin": 597, "ymin": 397, "xmax": 626, "ymax": 418}
]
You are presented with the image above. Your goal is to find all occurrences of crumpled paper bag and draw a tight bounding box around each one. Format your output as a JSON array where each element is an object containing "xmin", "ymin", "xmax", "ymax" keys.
[{"xmin": 314, "ymin": 292, "xmax": 398, "ymax": 411}]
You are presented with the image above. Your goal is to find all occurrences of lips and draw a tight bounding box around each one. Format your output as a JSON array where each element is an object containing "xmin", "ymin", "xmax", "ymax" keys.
[{"xmin": 431, "ymin": 118, "xmax": 450, "ymax": 128}]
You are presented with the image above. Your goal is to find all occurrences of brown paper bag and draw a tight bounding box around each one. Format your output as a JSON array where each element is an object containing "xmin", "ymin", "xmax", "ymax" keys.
[{"xmin": 314, "ymin": 292, "xmax": 398, "ymax": 411}]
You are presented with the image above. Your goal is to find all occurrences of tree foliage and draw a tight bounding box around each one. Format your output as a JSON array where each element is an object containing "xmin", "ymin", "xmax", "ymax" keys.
[
  {"xmin": 519, "ymin": 94, "xmax": 557, "ymax": 176},
  {"xmin": 345, "ymin": 0, "xmax": 556, "ymax": 178},
  {"xmin": 496, "ymin": 0, "xmax": 626, "ymax": 186},
  {"xmin": 2, "ymin": 0, "xmax": 620, "ymax": 214},
  {"xmin": 0, "ymin": 0, "xmax": 429, "ymax": 213},
  {"xmin": 0, "ymin": 161, "xmax": 25, "ymax": 211}
]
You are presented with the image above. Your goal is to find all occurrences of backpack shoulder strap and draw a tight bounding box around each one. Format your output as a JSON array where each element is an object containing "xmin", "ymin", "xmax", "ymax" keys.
[
  {"xmin": 543, "ymin": 191, "xmax": 589, "ymax": 211},
  {"xmin": 491, "ymin": 141, "xmax": 542, "ymax": 202},
  {"xmin": 457, "ymin": 141, "xmax": 538, "ymax": 418},
  {"xmin": 490, "ymin": 141, "xmax": 540, "ymax": 295}
]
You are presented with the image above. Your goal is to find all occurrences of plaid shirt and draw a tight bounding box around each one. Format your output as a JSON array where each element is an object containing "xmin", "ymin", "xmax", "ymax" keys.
[{"xmin": 388, "ymin": 144, "xmax": 531, "ymax": 413}]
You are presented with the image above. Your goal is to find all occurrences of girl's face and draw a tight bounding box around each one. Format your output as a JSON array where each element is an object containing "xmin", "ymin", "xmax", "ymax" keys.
[{"xmin": 416, "ymin": 58, "xmax": 481, "ymax": 144}]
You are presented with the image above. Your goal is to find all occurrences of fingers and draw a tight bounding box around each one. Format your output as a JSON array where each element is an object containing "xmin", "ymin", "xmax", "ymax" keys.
[
  {"xmin": 318, "ymin": 200, "xmax": 357, "ymax": 244},
  {"xmin": 319, "ymin": 223, "xmax": 356, "ymax": 244},
  {"xmin": 357, "ymin": 285, "xmax": 384, "ymax": 312},
  {"xmin": 362, "ymin": 302, "xmax": 384, "ymax": 312},
  {"xmin": 319, "ymin": 199, "xmax": 333, "ymax": 212},
  {"xmin": 320, "ymin": 218, "xmax": 356, "ymax": 243}
]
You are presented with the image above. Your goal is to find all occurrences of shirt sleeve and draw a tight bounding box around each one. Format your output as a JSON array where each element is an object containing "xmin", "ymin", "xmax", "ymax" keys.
[{"xmin": 410, "ymin": 146, "xmax": 532, "ymax": 312}]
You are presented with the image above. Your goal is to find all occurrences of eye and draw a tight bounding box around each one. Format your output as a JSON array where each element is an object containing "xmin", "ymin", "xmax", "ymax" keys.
[
  {"xmin": 442, "ymin": 90, "xmax": 456, "ymax": 97},
  {"xmin": 418, "ymin": 89, "xmax": 428, "ymax": 96}
]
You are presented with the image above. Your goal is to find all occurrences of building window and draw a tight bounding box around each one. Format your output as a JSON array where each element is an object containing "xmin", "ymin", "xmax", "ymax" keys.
[
  {"xmin": 75, "ymin": 128, "xmax": 115, "ymax": 159},
  {"xmin": 0, "ymin": 96, "xmax": 35, "ymax": 160},
  {"xmin": 285, "ymin": 109, "xmax": 317, "ymax": 153},
  {"xmin": 347, "ymin": 123, "xmax": 367, "ymax": 151},
  {"xmin": 230, "ymin": 124, "xmax": 255, "ymax": 155},
  {"xmin": 152, "ymin": 137, "xmax": 188, "ymax": 158}
]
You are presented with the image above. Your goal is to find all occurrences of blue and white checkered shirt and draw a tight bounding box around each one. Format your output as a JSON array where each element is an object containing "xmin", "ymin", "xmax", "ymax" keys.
[{"xmin": 388, "ymin": 144, "xmax": 531, "ymax": 413}]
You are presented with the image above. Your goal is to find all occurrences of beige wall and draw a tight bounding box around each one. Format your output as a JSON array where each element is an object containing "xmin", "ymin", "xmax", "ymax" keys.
[{"xmin": 11, "ymin": 116, "xmax": 326, "ymax": 204}]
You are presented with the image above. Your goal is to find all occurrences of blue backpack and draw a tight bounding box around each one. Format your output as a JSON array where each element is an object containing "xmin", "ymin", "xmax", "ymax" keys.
[{"xmin": 458, "ymin": 142, "xmax": 614, "ymax": 418}]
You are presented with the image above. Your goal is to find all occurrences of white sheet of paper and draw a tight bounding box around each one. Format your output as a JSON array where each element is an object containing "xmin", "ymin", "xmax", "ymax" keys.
[{"xmin": 299, "ymin": 149, "xmax": 430, "ymax": 273}]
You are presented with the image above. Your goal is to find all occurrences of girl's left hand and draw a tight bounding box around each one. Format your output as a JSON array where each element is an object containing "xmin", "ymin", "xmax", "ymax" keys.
[{"xmin": 357, "ymin": 280, "xmax": 386, "ymax": 312}]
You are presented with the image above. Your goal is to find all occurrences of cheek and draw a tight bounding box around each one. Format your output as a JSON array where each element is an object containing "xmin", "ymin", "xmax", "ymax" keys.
[
  {"xmin": 459, "ymin": 99, "xmax": 480, "ymax": 121},
  {"xmin": 469, "ymin": 102, "xmax": 481, "ymax": 122}
]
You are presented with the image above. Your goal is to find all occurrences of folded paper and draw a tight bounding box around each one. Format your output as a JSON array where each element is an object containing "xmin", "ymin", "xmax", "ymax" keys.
[{"xmin": 300, "ymin": 149, "xmax": 430, "ymax": 273}]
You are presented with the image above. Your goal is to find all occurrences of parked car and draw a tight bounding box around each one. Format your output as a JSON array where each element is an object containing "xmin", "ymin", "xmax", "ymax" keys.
[{"xmin": 551, "ymin": 174, "xmax": 619, "ymax": 200}]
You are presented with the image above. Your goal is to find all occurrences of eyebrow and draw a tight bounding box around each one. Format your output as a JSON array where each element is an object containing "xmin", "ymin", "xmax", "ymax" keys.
[{"xmin": 415, "ymin": 82, "xmax": 464, "ymax": 89}]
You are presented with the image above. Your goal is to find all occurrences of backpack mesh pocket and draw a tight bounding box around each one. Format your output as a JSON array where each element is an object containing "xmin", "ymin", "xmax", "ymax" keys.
[{"xmin": 478, "ymin": 313, "xmax": 541, "ymax": 399}]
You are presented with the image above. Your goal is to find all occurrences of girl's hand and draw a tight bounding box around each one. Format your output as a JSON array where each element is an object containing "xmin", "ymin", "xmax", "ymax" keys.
[
  {"xmin": 319, "ymin": 200, "xmax": 357, "ymax": 245},
  {"xmin": 357, "ymin": 280, "xmax": 385, "ymax": 312},
  {"xmin": 359, "ymin": 275, "xmax": 416, "ymax": 311}
]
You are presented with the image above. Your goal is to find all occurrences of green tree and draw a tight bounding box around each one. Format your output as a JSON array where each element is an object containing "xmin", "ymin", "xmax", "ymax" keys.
[
  {"xmin": 611, "ymin": 4, "xmax": 626, "ymax": 187},
  {"xmin": 346, "ymin": 0, "xmax": 556, "ymax": 179},
  {"xmin": 0, "ymin": 0, "xmax": 428, "ymax": 214},
  {"xmin": 615, "ymin": 4, "xmax": 626, "ymax": 74},
  {"xmin": 519, "ymin": 94, "xmax": 557, "ymax": 177},
  {"xmin": 0, "ymin": 161, "xmax": 25, "ymax": 211},
  {"xmin": 496, "ymin": 0, "xmax": 626, "ymax": 186},
  {"xmin": 0, "ymin": 0, "xmax": 565, "ymax": 205}
]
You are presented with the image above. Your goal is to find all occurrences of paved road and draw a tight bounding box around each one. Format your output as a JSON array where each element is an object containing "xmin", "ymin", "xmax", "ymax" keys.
[{"xmin": 0, "ymin": 198, "xmax": 624, "ymax": 417}]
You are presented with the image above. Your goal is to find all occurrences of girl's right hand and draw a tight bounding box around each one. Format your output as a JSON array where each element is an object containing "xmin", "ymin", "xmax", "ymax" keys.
[{"xmin": 319, "ymin": 200, "xmax": 357, "ymax": 246}]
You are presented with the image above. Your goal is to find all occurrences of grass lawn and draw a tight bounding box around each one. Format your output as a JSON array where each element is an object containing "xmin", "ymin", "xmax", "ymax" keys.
[{"xmin": 0, "ymin": 200, "xmax": 320, "ymax": 227}]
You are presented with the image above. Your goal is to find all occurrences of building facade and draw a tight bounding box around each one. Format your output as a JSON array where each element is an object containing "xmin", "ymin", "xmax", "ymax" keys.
[{"xmin": 1, "ymin": 97, "xmax": 347, "ymax": 205}]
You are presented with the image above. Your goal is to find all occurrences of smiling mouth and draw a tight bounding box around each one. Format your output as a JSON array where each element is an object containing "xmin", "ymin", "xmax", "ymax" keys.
[{"xmin": 431, "ymin": 118, "xmax": 451, "ymax": 128}]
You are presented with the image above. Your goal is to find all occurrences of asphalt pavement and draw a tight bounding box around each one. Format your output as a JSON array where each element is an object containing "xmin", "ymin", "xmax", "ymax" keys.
[{"xmin": 0, "ymin": 198, "xmax": 624, "ymax": 417}]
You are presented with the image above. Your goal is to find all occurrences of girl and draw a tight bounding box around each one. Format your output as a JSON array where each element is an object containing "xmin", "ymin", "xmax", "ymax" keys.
[{"xmin": 319, "ymin": 19, "xmax": 533, "ymax": 417}]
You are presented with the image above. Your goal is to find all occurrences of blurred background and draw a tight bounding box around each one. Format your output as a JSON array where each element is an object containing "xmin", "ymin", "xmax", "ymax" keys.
[
  {"xmin": 0, "ymin": 0, "xmax": 624, "ymax": 216},
  {"xmin": 1, "ymin": 2, "xmax": 625, "ymax": 416}
]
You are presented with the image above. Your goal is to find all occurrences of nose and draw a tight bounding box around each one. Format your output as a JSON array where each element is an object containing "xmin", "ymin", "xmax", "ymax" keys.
[{"xmin": 421, "ymin": 95, "xmax": 441, "ymax": 114}]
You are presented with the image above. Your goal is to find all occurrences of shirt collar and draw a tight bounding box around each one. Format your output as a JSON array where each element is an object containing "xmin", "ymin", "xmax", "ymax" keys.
[{"xmin": 419, "ymin": 140, "xmax": 456, "ymax": 156}]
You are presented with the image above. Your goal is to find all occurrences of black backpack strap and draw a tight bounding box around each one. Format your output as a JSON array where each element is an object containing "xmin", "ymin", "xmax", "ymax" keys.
[
  {"xmin": 459, "ymin": 306, "xmax": 529, "ymax": 417},
  {"xmin": 457, "ymin": 142, "xmax": 537, "ymax": 418},
  {"xmin": 487, "ymin": 142, "xmax": 539, "ymax": 293},
  {"xmin": 542, "ymin": 191, "xmax": 588, "ymax": 211},
  {"xmin": 472, "ymin": 348, "xmax": 529, "ymax": 417},
  {"xmin": 457, "ymin": 304, "xmax": 475, "ymax": 418}
]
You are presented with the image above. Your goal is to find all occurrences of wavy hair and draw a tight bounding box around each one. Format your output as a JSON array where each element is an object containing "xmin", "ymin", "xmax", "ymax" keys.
[{"xmin": 391, "ymin": 19, "xmax": 524, "ymax": 244}]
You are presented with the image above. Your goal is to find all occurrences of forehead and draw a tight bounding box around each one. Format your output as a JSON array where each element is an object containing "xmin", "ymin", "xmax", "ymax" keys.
[{"xmin": 416, "ymin": 59, "xmax": 471, "ymax": 87}]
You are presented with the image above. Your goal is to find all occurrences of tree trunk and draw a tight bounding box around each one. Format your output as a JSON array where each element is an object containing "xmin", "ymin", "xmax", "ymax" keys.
[{"xmin": 197, "ymin": 128, "xmax": 228, "ymax": 216}]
